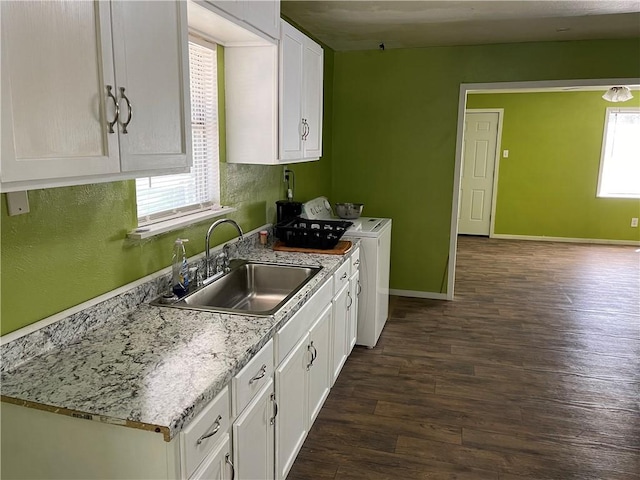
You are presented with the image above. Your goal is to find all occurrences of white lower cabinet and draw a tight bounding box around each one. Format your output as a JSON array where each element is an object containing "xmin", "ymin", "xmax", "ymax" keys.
[
  {"xmin": 348, "ymin": 270, "xmax": 360, "ymax": 354},
  {"xmin": 331, "ymin": 283, "xmax": 349, "ymax": 385},
  {"xmin": 190, "ymin": 434, "xmax": 233, "ymax": 480},
  {"xmin": 233, "ymin": 378, "xmax": 276, "ymax": 480},
  {"xmin": 275, "ymin": 303, "xmax": 332, "ymax": 480}
]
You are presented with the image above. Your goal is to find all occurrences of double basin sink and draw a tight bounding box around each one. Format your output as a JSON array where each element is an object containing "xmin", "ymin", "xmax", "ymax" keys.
[{"xmin": 152, "ymin": 260, "xmax": 322, "ymax": 316}]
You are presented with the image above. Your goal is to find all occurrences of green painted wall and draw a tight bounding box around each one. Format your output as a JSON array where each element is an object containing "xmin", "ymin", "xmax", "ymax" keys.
[
  {"xmin": 467, "ymin": 91, "xmax": 640, "ymax": 241},
  {"xmin": 331, "ymin": 38, "xmax": 640, "ymax": 295},
  {"xmin": 0, "ymin": 47, "xmax": 284, "ymax": 335}
]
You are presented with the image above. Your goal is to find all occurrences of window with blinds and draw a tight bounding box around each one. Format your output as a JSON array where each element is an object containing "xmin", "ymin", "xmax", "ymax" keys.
[
  {"xmin": 136, "ymin": 38, "xmax": 220, "ymax": 225},
  {"xmin": 597, "ymin": 107, "xmax": 640, "ymax": 199}
]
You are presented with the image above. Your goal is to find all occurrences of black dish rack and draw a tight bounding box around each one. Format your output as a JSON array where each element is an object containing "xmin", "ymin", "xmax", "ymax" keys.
[{"xmin": 275, "ymin": 217, "xmax": 353, "ymax": 249}]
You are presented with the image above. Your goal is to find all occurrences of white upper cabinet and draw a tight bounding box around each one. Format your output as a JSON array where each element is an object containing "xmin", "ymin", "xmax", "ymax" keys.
[
  {"xmin": 280, "ymin": 20, "xmax": 324, "ymax": 162},
  {"xmin": 111, "ymin": 1, "xmax": 191, "ymax": 173},
  {"xmin": 0, "ymin": 0, "xmax": 191, "ymax": 193}
]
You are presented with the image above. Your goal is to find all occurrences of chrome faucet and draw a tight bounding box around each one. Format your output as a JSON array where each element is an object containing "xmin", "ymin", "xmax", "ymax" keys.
[{"xmin": 205, "ymin": 219, "xmax": 244, "ymax": 280}]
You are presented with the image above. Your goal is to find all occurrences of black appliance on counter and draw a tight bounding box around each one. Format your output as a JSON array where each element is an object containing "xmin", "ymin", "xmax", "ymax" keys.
[{"xmin": 276, "ymin": 200, "xmax": 302, "ymax": 224}]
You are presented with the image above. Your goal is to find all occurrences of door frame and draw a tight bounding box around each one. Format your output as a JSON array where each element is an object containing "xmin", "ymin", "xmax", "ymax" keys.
[
  {"xmin": 460, "ymin": 108, "xmax": 504, "ymax": 237},
  {"xmin": 446, "ymin": 77, "xmax": 640, "ymax": 300}
]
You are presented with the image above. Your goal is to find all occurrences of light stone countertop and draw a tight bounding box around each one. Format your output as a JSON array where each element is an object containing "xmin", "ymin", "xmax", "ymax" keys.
[{"xmin": 0, "ymin": 246, "xmax": 355, "ymax": 441}]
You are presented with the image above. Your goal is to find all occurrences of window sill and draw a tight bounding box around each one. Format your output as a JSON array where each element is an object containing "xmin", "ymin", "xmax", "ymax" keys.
[{"xmin": 127, "ymin": 206, "xmax": 236, "ymax": 240}]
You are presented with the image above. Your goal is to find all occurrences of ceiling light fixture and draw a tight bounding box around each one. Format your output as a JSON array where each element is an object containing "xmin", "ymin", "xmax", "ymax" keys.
[{"xmin": 602, "ymin": 86, "xmax": 634, "ymax": 103}]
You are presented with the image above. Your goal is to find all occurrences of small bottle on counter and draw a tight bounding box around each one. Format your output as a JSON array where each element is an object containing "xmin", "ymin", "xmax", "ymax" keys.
[
  {"xmin": 172, "ymin": 238, "xmax": 190, "ymax": 296},
  {"xmin": 259, "ymin": 230, "xmax": 268, "ymax": 246}
]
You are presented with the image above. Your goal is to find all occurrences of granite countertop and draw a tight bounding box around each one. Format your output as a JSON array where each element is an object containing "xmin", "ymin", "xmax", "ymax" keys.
[{"xmin": 0, "ymin": 246, "xmax": 353, "ymax": 441}]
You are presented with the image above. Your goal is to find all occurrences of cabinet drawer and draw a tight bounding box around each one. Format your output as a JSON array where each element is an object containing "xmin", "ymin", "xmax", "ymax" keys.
[
  {"xmin": 333, "ymin": 260, "xmax": 351, "ymax": 295},
  {"xmin": 233, "ymin": 339, "xmax": 274, "ymax": 416},
  {"xmin": 181, "ymin": 386, "xmax": 231, "ymax": 479},
  {"xmin": 190, "ymin": 433, "xmax": 232, "ymax": 480},
  {"xmin": 276, "ymin": 278, "xmax": 332, "ymax": 364},
  {"xmin": 350, "ymin": 247, "xmax": 361, "ymax": 272}
]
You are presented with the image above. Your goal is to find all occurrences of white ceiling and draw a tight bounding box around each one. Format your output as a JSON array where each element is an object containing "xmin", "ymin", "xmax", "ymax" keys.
[{"xmin": 281, "ymin": 0, "xmax": 640, "ymax": 51}]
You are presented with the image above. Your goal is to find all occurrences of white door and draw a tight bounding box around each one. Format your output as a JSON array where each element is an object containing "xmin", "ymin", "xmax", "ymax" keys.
[
  {"xmin": 233, "ymin": 379, "xmax": 275, "ymax": 480},
  {"xmin": 302, "ymin": 39, "xmax": 323, "ymax": 159},
  {"xmin": 275, "ymin": 335, "xmax": 308, "ymax": 480},
  {"xmin": 0, "ymin": 1, "xmax": 120, "ymax": 184},
  {"xmin": 279, "ymin": 21, "xmax": 304, "ymax": 161},
  {"xmin": 307, "ymin": 304, "xmax": 332, "ymax": 426},
  {"xmin": 459, "ymin": 111, "xmax": 500, "ymax": 235},
  {"xmin": 111, "ymin": 0, "xmax": 191, "ymax": 172},
  {"xmin": 331, "ymin": 284, "xmax": 349, "ymax": 385}
]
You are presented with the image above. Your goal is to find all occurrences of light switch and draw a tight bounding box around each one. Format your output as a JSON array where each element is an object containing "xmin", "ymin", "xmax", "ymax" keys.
[
  {"xmin": 503, "ymin": 150, "xmax": 509, "ymax": 158},
  {"xmin": 7, "ymin": 191, "xmax": 30, "ymax": 216}
]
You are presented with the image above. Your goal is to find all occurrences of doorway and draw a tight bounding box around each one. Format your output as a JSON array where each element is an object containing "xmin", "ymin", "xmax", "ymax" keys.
[{"xmin": 458, "ymin": 110, "xmax": 502, "ymax": 236}]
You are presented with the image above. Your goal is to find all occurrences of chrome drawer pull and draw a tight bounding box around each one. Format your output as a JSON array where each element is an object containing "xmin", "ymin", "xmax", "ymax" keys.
[
  {"xmin": 340, "ymin": 272, "xmax": 347, "ymax": 280},
  {"xmin": 225, "ymin": 453, "xmax": 235, "ymax": 480},
  {"xmin": 347, "ymin": 292, "xmax": 353, "ymax": 309},
  {"xmin": 357, "ymin": 280, "xmax": 362, "ymax": 296},
  {"xmin": 354, "ymin": 259, "xmax": 360, "ymax": 266},
  {"xmin": 196, "ymin": 415, "xmax": 222, "ymax": 444},
  {"xmin": 249, "ymin": 364, "xmax": 267, "ymax": 384}
]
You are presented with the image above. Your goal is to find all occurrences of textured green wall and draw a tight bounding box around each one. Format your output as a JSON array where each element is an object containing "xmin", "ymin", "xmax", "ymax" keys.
[
  {"xmin": 0, "ymin": 46, "xmax": 284, "ymax": 335},
  {"xmin": 467, "ymin": 91, "xmax": 640, "ymax": 241},
  {"xmin": 331, "ymin": 38, "xmax": 640, "ymax": 294}
]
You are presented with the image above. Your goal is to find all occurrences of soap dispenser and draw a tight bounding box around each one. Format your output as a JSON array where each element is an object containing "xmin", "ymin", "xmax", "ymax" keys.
[{"xmin": 172, "ymin": 238, "xmax": 189, "ymax": 296}]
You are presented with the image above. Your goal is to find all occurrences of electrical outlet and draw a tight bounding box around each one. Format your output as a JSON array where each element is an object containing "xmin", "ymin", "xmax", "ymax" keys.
[{"xmin": 631, "ymin": 218, "xmax": 638, "ymax": 228}]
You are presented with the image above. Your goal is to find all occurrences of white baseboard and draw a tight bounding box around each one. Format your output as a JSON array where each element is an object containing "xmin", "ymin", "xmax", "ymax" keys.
[
  {"xmin": 491, "ymin": 233, "xmax": 640, "ymax": 246},
  {"xmin": 389, "ymin": 289, "xmax": 449, "ymax": 300}
]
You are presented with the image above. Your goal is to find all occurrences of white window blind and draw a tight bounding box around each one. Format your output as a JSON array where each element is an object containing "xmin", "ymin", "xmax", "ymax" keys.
[
  {"xmin": 597, "ymin": 108, "xmax": 640, "ymax": 199},
  {"xmin": 136, "ymin": 39, "xmax": 220, "ymax": 225}
]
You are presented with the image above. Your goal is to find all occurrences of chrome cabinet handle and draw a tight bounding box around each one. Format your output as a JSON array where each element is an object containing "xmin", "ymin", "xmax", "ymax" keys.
[
  {"xmin": 300, "ymin": 119, "xmax": 305, "ymax": 141},
  {"xmin": 225, "ymin": 453, "xmax": 235, "ymax": 480},
  {"xmin": 196, "ymin": 415, "xmax": 222, "ymax": 445},
  {"xmin": 306, "ymin": 341, "xmax": 318, "ymax": 370},
  {"xmin": 270, "ymin": 392, "xmax": 278, "ymax": 425},
  {"xmin": 354, "ymin": 259, "xmax": 360, "ymax": 266},
  {"xmin": 341, "ymin": 272, "xmax": 348, "ymax": 280},
  {"xmin": 119, "ymin": 87, "xmax": 133, "ymax": 134},
  {"xmin": 106, "ymin": 85, "xmax": 119, "ymax": 134},
  {"xmin": 347, "ymin": 291, "xmax": 353, "ymax": 309},
  {"xmin": 303, "ymin": 119, "xmax": 310, "ymax": 140},
  {"xmin": 249, "ymin": 364, "xmax": 267, "ymax": 384},
  {"xmin": 357, "ymin": 280, "xmax": 362, "ymax": 296}
]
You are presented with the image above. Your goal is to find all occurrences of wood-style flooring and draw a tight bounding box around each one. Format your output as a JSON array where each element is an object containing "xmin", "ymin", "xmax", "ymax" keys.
[{"xmin": 288, "ymin": 236, "xmax": 640, "ymax": 480}]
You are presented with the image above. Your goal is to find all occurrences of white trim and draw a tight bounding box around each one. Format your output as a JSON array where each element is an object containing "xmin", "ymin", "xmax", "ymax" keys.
[
  {"xmin": 491, "ymin": 233, "xmax": 640, "ymax": 246},
  {"xmin": 127, "ymin": 207, "xmax": 236, "ymax": 240},
  {"xmin": 389, "ymin": 289, "xmax": 448, "ymax": 300},
  {"xmin": 1, "ymin": 224, "xmax": 270, "ymax": 345},
  {"xmin": 449, "ymin": 77, "xmax": 640, "ymax": 301}
]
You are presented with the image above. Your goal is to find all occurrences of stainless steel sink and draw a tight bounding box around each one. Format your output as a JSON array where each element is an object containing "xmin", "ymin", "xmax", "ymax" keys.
[{"xmin": 152, "ymin": 260, "xmax": 322, "ymax": 316}]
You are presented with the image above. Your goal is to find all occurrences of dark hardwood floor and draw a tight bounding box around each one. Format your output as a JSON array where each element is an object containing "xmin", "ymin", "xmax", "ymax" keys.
[{"xmin": 288, "ymin": 236, "xmax": 640, "ymax": 480}]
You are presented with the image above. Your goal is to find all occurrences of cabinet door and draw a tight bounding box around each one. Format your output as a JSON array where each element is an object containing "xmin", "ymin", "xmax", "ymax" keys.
[
  {"xmin": 1, "ymin": 0, "xmax": 120, "ymax": 186},
  {"xmin": 331, "ymin": 284, "xmax": 350, "ymax": 385},
  {"xmin": 348, "ymin": 271, "xmax": 360, "ymax": 353},
  {"xmin": 111, "ymin": 0, "xmax": 191, "ymax": 172},
  {"xmin": 302, "ymin": 39, "xmax": 323, "ymax": 159},
  {"xmin": 233, "ymin": 378, "xmax": 275, "ymax": 480},
  {"xmin": 307, "ymin": 304, "xmax": 332, "ymax": 427},
  {"xmin": 245, "ymin": 0, "xmax": 280, "ymax": 39},
  {"xmin": 191, "ymin": 433, "xmax": 233, "ymax": 480},
  {"xmin": 275, "ymin": 334, "xmax": 309, "ymax": 480},
  {"xmin": 279, "ymin": 21, "xmax": 304, "ymax": 161}
]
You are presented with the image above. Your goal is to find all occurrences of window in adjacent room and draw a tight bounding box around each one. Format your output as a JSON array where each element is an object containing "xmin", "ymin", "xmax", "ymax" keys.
[
  {"xmin": 135, "ymin": 37, "xmax": 220, "ymax": 225},
  {"xmin": 597, "ymin": 107, "xmax": 640, "ymax": 198}
]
